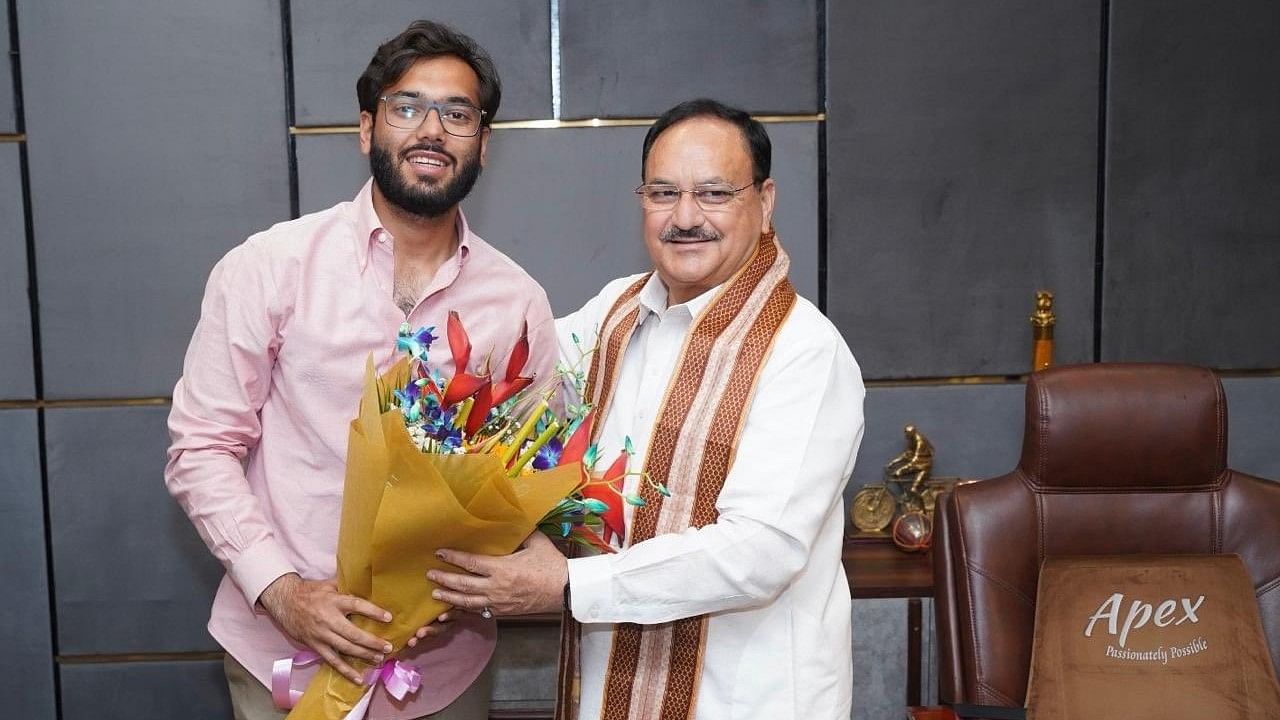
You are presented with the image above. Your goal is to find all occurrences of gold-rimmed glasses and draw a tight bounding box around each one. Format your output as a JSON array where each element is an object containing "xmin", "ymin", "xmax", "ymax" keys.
[{"xmin": 633, "ymin": 181, "xmax": 755, "ymax": 212}]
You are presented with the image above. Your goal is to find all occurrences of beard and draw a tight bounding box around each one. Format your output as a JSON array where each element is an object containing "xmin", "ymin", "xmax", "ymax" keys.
[{"xmin": 369, "ymin": 138, "xmax": 483, "ymax": 219}]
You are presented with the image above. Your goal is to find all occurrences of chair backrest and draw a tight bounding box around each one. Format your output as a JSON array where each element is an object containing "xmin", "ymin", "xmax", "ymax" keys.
[{"xmin": 933, "ymin": 363, "xmax": 1280, "ymax": 707}]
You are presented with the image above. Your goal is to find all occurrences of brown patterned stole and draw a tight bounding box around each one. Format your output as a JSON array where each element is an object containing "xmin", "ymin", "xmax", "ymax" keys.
[{"xmin": 555, "ymin": 231, "xmax": 797, "ymax": 720}]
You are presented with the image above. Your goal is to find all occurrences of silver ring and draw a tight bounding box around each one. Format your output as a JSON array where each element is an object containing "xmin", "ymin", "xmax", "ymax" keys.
[{"xmin": 480, "ymin": 606, "xmax": 493, "ymax": 619}]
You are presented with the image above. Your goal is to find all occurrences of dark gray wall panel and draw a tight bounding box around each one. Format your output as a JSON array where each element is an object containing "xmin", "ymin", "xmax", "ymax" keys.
[
  {"xmin": 291, "ymin": 1, "xmax": 551, "ymax": 125},
  {"xmin": 560, "ymin": 0, "xmax": 819, "ymax": 119},
  {"xmin": 922, "ymin": 599, "xmax": 939, "ymax": 707},
  {"xmin": 0, "ymin": 410, "xmax": 55, "ymax": 720},
  {"xmin": 1223, "ymin": 376, "xmax": 1280, "ymax": 481},
  {"xmin": 47, "ymin": 406, "xmax": 222, "ymax": 654},
  {"xmin": 296, "ymin": 123, "xmax": 820, "ymax": 314},
  {"xmin": 827, "ymin": 1, "xmax": 1099, "ymax": 379},
  {"xmin": 61, "ymin": 660, "xmax": 231, "ymax": 720},
  {"xmin": 1102, "ymin": 2, "xmax": 1280, "ymax": 367},
  {"xmin": 492, "ymin": 623, "xmax": 557, "ymax": 708},
  {"xmin": 851, "ymin": 382, "xmax": 1026, "ymax": 495},
  {"xmin": 18, "ymin": 0, "xmax": 290, "ymax": 399},
  {"xmin": 0, "ymin": 5, "xmax": 14, "ymax": 132},
  {"xmin": 852, "ymin": 599, "xmax": 906, "ymax": 720},
  {"xmin": 0, "ymin": 144, "xmax": 34, "ymax": 399},
  {"xmin": 294, "ymin": 133, "xmax": 366, "ymax": 215}
]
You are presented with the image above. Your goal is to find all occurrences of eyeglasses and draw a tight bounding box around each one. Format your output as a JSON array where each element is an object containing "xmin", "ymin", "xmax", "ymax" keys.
[
  {"xmin": 379, "ymin": 94, "xmax": 487, "ymax": 137},
  {"xmin": 634, "ymin": 181, "xmax": 755, "ymax": 211}
]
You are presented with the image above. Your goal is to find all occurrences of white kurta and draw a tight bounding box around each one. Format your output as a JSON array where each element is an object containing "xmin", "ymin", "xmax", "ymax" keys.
[{"xmin": 557, "ymin": 273, "xmax": 866, "ymax": 720}]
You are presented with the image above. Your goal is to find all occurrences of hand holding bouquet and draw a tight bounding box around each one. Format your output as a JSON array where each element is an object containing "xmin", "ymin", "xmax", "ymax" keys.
[{"xmin": 281, "ymin": 313, "xmax": 651, "ymax": 719}]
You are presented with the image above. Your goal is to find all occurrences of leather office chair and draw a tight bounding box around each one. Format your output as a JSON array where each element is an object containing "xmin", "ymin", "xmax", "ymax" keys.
[{"xmin": 932, "ymin": 363, "xmax": 1280, "ymax": 711}]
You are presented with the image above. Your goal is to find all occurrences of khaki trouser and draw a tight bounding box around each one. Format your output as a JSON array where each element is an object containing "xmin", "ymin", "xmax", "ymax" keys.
[{"xmin": 224, "ymin": 653, "xmax": 493, "ymax": 720}]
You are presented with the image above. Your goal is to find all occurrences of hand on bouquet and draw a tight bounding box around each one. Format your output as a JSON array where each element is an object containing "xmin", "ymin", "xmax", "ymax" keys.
[
  {"xmin": 428, "ymin": 532, "xmax": 569, "ymax": 617},
  {"xmin": 405, "ymin": 610, "xmax": 455, "ymax": 649},
  {"xmin": 258, "ymin": 573, "xmax": 394, "ymax": 685}
]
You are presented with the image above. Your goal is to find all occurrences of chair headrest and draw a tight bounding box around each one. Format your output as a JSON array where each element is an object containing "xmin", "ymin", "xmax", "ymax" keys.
[{"xmin": 1018, "ymin": 363, "xmax": 1227, "ymax": 490}]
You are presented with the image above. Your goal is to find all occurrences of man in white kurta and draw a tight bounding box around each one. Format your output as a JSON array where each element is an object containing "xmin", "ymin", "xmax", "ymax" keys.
[
  {"xmin": 555, "ymin": 270, "xmax": 864, "ymax": 718},
  {"xmin": 429, "ymin": 99, "xmax": 865, "ymax": 720}
]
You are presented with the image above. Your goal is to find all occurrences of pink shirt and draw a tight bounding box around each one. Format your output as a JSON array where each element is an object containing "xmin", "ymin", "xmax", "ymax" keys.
[{"xmin": 166, "ymin": 180, "xmax": 557, "ymax": 717}]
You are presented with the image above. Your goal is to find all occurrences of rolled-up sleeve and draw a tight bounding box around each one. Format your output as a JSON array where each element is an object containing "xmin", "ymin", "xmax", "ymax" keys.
[
  {"xmin": 568, "ymin": 322, "xmax": 865, "ymax": 625},
  {"xmin": 165, "ymin": 240, "xmax": 295, "ymax": 606}
]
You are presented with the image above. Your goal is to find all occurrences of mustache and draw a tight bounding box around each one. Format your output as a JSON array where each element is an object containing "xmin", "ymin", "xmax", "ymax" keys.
[
  {"xmin": 400, "ymin": 143, "xmax": 456, "ymax": 165},
  {"xmin": 659, "ymin": 226, "xmax": 721, "ymax": 243}
]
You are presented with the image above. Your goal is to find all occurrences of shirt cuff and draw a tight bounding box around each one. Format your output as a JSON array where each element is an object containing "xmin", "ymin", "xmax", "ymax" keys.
[
  {"xmin": 567, "ymin": 553, "xmax": 615, "ymax": 623},
  {"xmin": 228, "ymin": 540, "xmax": 297, "ymax": 611}
]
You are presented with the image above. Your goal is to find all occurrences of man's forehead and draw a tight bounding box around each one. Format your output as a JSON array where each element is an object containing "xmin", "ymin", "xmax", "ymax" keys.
[
  {"xmin": 384, "ymin": 56, "xmax": 480, "ymax": 100},
  {"xmin": 646, "ymin": 117, "xmax": 752, "ymax": 176}
]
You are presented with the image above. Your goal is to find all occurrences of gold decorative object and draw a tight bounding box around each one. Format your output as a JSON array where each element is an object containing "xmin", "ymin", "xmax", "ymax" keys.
[
  {"xmin": 850, "ymin": 425, "xmax": 937, "ymax": 535},
  {"xmin": 885, "ymin": 424, "xmax": 934, "ymax": 500},
  {"xmin": 1030, "ymin": 290, "xmax": 1056, "ymax": 371},
  {"xmin": 851, "ymin": 485, "xmax": 897, "ymax": 533}
]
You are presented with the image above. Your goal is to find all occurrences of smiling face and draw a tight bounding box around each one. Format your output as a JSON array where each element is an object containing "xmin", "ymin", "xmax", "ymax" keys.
[
  {"xmin": 641, "ymin": 116, "xmax": 775, "ymax": 306},
  {"xmin": 359, "ymin": 55, "xmax": 490, "ymax": 218}
]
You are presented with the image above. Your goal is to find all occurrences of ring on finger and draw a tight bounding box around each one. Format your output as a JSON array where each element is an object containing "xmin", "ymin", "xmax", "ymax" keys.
[{"xmin": 481, "ymin": 606, "xmax": 494, "ymax": 620}]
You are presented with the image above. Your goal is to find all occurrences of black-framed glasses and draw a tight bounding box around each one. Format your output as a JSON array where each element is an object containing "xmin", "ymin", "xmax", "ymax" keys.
[
  {"xmin": 379, "ymin": 94, "xmax": 487, "ymax": 137},
  {"xmin": 634, "ymin": 181, "xmax": 755, "ymax": 211}
]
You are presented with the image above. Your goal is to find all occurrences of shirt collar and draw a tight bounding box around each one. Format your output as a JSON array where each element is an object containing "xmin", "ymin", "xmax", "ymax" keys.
[
  {"xmin": 350, "ymin": 178, "xmax": 473, "ymax": 271},
  {"xmin": 637, "ymin": 273, "xmax": 722, "ymax": 322}
]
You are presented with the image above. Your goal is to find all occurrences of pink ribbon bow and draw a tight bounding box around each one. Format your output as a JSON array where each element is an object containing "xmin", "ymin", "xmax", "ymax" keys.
[{"xmin": 271, "ymin": 650, "xmax": 423, "ymax": 718}]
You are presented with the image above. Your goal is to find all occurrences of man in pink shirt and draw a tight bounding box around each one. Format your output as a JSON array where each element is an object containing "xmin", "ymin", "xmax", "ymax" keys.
[{"xmin": 165, "ymin": 20, "xmax": 555, "ymax": 720}]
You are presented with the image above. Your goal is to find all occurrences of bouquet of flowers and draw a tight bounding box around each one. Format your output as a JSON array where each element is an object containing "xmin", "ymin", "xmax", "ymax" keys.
[{"xmin": 281, "ymin": 312, "xmax": 654, "ymax": 720}]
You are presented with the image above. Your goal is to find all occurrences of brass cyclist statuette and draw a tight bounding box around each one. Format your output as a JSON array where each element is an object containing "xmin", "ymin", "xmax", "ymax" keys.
[{"xmin": 850, "ymin": 424, "xmax": 935, "ymax": 534}]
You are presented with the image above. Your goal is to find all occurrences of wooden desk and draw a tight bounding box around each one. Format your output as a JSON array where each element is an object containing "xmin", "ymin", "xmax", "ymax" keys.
[
  {"xmin": 843, "ymin": 536, "xmax": 935, "ymax": 707},
  {"xmin": 844, "ymin": 536, "xmax": 934, "ymax": 598}
]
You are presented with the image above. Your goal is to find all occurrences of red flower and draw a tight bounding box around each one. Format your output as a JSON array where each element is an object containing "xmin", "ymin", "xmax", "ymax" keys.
[
  {"xmin": 464, "ymin": 381, "xmax": 494, "ymax": 438},
  {"xmin": 560, "ymin": 409, "xmax": 595, "ymax": 466},
  {"xmin": 442, "ymin": 311, "xmax": 490, "ymax": 406},
  {"xmin": 581, "ymin": 451, "xmax": 628, "ymax": 546},
  {"xmin": 491, "ymin": 321, "xmax": 534, "ymax": 406}
]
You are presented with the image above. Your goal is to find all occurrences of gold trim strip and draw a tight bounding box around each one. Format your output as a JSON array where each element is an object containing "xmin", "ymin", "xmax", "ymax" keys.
[
  {"xmin": 290, "ymin": 113, "xmax": 825, "ymax": 136},
  {"xmin": 292, "ymin": 125, "xmax": 359, "ymax": 135},
  {"xmin": 0, "ymin": 133, "xmax": 26, "ymax": 143},
  {"xmin": 59, "ymin": 651, "xmax": 225, "ymax": 664},
  {"xmin": 0, "ymin": 397, "xmax": 171, "ymax": 410},
  {"xmin": 44, "ymin": 397, "xmax": 171, "ymax": 408},
  {"xmin": 0, "ymin": 400, "xmax": 38, "ymax": 409},
  {"xmin": 1216, "ymin": 368, "xmax": 1280, "ymax": 379},
  {"xmin": 865, "ymin": 367, "xmax": 1280, "ymax": 388},
  {"xmin": 752, "ymin": 114, "xmax": 826, "ymax": 124},
  {"xmin": 865, "ymin": 374, "xmax": 1027, "ymax": 388}
]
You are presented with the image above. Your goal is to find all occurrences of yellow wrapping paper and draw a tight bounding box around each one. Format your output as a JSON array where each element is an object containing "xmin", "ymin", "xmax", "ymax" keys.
[{"xmin": 287, "ymin": 357, "xmax": 582, "ymax": 719}]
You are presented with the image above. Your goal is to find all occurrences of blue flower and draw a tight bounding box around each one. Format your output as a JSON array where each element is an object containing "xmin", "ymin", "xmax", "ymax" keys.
[
  {"xmin": 396, "ymin": 324, "xmax": 438, "ymax": 360},
  {"xmin": 532, "ymin": 437, "xmax": 564, "ymax": 470},
  {"xmin": 437, "ymin": 429, "xmax": 462, "ymax": 453}
]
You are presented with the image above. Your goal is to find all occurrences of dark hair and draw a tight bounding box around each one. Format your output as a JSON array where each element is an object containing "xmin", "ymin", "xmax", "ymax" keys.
[
  {"xmin": 641, "ymin": 98, "xmax": 771, "ymax": 184},
  {"xmin": 357, "ymin": 20, "xmax": 501, "ymax": 126}
]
